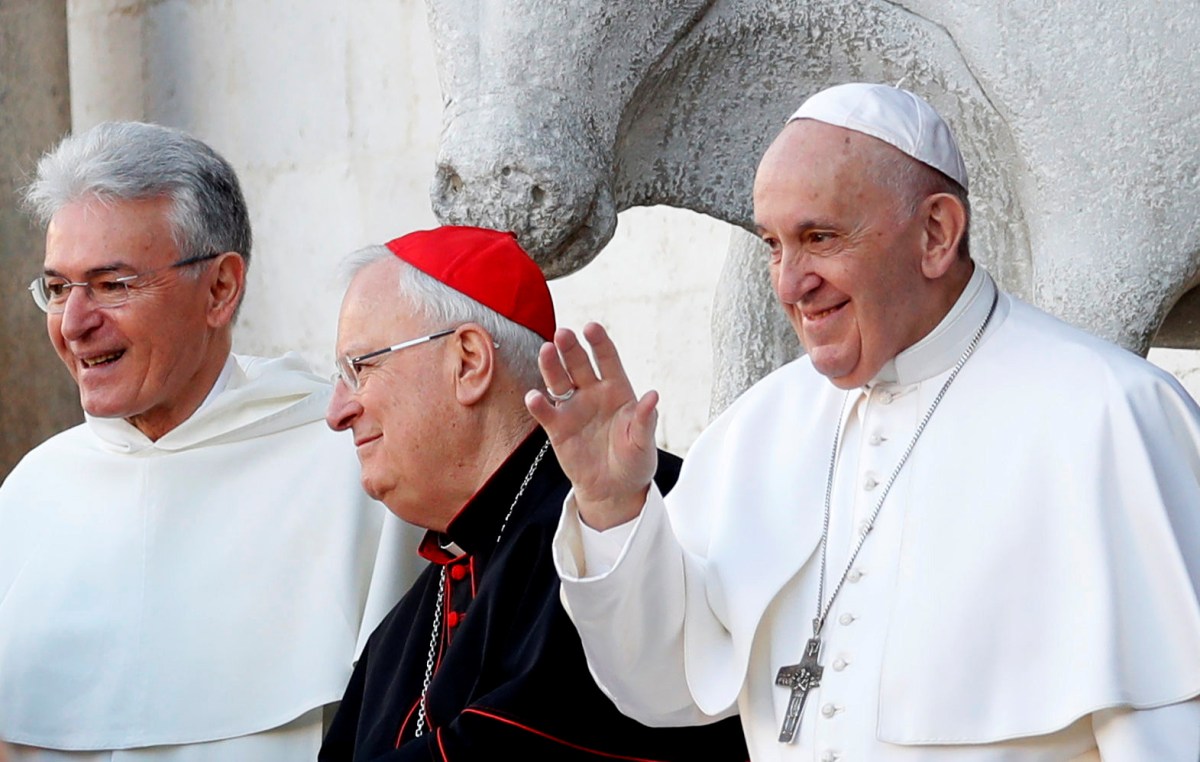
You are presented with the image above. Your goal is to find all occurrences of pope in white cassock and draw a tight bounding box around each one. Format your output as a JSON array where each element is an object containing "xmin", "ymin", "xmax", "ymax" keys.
[
  {"xmin": 0, "ymin": 122, "xmax": 420, "ymax": 761},
  {"xmin": 526, "ymin": 84, "xmax": 1200, "ymax": 761}
]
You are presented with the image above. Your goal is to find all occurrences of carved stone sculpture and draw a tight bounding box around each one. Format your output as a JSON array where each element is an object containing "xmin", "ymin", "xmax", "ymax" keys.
[{"xmin": 426, "ymin": 0, "xmax": 1200, "ymax": 411}]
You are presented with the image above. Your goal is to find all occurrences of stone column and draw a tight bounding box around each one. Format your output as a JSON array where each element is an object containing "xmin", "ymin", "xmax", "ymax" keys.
[{"xmin": 0, "ymin": 0, "xmax": 79, "ymax": 481}]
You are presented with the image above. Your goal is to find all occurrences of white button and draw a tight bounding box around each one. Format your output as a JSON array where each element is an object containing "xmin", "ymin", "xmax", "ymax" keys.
[
  {"xmin": 821, "ymin": 702, "xmax": 840, "ymax": 718},
  {"xmin": 847, "ymin": 568, "xmax": 863, "ymax": 583},
  {"xmin": 877, "ymin": 390, "xmax": 894, "ymax": 404},
  {"xmin": 832, "ymin": 657, "xmax": 848, "ymax": 671},
  {"xmin": 856, "ymin": 520, "xmax": 871, "ymax": 536},
  {"xmin": 863, "ymin": 474, "xmax": 878, "ymax": 490},
  {"xmin": 868, "ymin": 433, "xmax": 885, "ymax": 445},
  {"xmin": 821, "ymin": 751, "xmax": 840, "ymax": 762},
  {"xmin": 839, "ymin": 613, "xmax": 855, "ymax": 625}
]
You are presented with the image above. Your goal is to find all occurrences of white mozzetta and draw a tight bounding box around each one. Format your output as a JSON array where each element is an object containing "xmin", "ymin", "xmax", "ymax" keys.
[
  {"xmin": 555, "ymin": 271, "xmax": 1200, "ymax": 759},
  {"xmin": 0, "ymin": 354, "xmax": 416, "ymax": 753}
]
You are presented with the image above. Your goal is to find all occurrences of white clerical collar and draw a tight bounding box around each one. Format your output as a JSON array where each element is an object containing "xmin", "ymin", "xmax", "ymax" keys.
[
  {"xmin": 870, "ymin": 265, "xmax": 995, "ymax": 387},
  {"xmin": 86, "ymin": 354, "xmax": 237, "ymax": 451}
]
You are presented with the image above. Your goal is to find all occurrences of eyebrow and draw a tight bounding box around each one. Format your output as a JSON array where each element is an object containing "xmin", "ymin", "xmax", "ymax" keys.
[
  {"xmin": 42, "ymin": 261, "xmax": 138, "ymax": 279},
  {"xmin": 754, "ymin": 219, "xmax": 834, "ymax": 236}
]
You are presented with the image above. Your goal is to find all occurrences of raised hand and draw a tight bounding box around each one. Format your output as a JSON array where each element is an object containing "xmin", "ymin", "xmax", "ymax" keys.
[{"xmin": 524, "ymin": 323, "xmax": 658, "ymax": 530}]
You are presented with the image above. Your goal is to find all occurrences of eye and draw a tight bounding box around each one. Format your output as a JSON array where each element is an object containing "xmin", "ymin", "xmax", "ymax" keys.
[
  {"xmin": 352, "ymin": 358, "xmax": 378, "ymax": 378},
  {"xmin": 761, "ymin": 236, "xmax": 782, "ymax": 263},
  {"xmin": 92, "ymin": 275, "xmax": 128, "ymax": 295},
  {"xmin": 44, "ymin": 279, "xmax": 69, "ymax": 298}
]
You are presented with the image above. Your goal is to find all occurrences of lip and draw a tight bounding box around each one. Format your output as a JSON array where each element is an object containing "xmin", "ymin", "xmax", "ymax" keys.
[
  {"xmin": 802, "ymin": 300, "xmax": 849, "ymax": 322},
  {"xmin": 354, "ymin": 433, "xmax": 382, "ymax": 448}
]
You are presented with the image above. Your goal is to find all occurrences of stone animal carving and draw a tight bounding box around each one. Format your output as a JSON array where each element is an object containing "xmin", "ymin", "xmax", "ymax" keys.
[{"xmin": 427, "ymin": 0, "xmax": 1200, "ymax": 412}]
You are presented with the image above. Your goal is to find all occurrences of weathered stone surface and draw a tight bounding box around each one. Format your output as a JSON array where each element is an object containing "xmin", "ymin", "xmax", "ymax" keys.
[
  {"xmin": 0, "ymin": 0, "xmax": 78, "ymax": 481},
  {"xmin": 428, "ymin": 0, "xmax": 1200, "ymax": 408}
]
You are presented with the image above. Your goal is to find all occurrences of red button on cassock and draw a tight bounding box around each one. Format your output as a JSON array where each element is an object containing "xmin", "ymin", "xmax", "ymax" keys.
[
  {"xmin": 449, "ymin": 565, "xmax": 468, "ymax": 581},
  {"xmin": 447, "ymin": 611, "xmax": 461, "ymax": 628}
]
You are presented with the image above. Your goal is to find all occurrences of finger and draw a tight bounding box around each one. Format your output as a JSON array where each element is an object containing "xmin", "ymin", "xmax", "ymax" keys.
[
  {"xmin": 536, "ymin": 341, "xmax": 575, "ymax": 396},
  {"xmin": 553, "ymin": 326, "xmax": 599, "ymax": 386},
  {"xmin": 525, "ymin": 388, "xmax": 560, "ymax": 430},
  {"xmin": 582, "ymin": 322, "xmax": 636, "ymax": 398},
  {"xmin": 628, "ymin": 389, "xmax": 660, "ymax": 452}
]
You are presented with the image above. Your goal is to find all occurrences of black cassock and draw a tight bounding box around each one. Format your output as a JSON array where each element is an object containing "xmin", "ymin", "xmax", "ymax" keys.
[{"xmin": 320, "ymin": 429, "xmax": 749, "ymax": 761}]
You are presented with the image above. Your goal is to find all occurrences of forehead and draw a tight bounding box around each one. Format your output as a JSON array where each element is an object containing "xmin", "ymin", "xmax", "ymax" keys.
[
  {"xmin": 44, "ymin": 196, "xmax": 179, "ymax": 273},
  {"xmin": 336, "ymin": 258, "xmax": 424, "ymax": 350},
  {"xmin": 753, "ymin": 121, "xmax": 897, "ymax": 224}
]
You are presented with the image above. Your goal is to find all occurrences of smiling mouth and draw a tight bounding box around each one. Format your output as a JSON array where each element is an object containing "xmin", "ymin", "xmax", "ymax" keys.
[
  {"xmin": 804, "ymin": 302, "xmax": 847, "ymax": 321},
  {"xmin": 80, "ymin": 350, "xmax": 124, "ymax": 368}
]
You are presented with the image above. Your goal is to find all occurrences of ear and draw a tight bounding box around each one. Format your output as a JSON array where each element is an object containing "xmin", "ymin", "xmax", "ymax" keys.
[
  {"xmin": 919, "ymin": 193, "xmax": 967, "ymax": 280},
  {"xmin": 206, "ymin": 252, "xmax": 246, "ymax": 329},
  {"xmin": 451, "ymin": 323, "xmax": 496, "ymax": 406}
]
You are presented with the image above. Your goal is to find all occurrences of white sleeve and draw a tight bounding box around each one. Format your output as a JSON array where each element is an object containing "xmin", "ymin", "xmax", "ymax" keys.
[
  {"xmin": 1091, "ymin": 698, "xmax": 1200, "ymax": 760},
  {"xmin": 552, "ymin": 483, "xmax": 728, "ymax": 727},
  {"xmin": 551, "ymin": 489, "xmax": 636, "ymax": 581}
]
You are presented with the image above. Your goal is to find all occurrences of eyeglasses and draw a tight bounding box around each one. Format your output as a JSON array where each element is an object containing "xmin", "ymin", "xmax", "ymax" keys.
[
  {"xmin": 29, "ymin": 252, "xmax": 222, "ymax": 314},
  {"xmin": 332, "ymin": 328, "xmax": 458, "ymax": 392}
]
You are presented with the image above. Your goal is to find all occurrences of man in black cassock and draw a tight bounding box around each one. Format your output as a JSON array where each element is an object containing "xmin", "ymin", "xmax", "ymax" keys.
[{"xmin": 319, "ymin": 226, "xmax": 748, "ymax": 761}]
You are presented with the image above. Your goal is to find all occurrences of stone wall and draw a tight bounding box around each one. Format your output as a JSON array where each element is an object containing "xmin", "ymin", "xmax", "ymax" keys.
[
  {"xmin": 1, "ymin": 0, "xmax": 1194, "ymax": 472},
  {"xmin": 0, "ymin": 0, "xmax": 78, "ymax": 481}
]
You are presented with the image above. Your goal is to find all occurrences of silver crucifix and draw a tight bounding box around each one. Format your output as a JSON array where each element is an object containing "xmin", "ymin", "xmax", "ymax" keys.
[{"xmin": 774, "ymin": 636, "xmax": 823, "ymax": 743}]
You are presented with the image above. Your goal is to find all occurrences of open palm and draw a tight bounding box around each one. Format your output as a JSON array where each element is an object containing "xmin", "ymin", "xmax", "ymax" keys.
[{"xmin": 525, "ymin": 323, "xmax": 658, "ymax": 529}]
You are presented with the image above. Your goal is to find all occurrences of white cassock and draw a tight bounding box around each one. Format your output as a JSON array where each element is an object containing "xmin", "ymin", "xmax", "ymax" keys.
[
  {"xmin": 0, "ymin": 354, "xmax": 424, "ymax": 761},
  {"xmin": 554, "ymin": 268, "xmax": 1200, "ymax": 761}
]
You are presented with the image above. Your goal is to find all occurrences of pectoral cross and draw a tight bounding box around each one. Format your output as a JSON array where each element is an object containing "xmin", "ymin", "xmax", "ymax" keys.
[{"xmin": 775, "ymin": 636, "xmax": 823, "ymax": 743}]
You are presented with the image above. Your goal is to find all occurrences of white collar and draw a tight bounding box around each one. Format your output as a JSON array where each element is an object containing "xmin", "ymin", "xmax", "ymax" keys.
[
  {"xmin": 870, "ymin": 265, "xmax": 995, "ymax": 387},
  {"xmin": 196, "ymin": 354, "xmax": 237, "ymax": 413}
]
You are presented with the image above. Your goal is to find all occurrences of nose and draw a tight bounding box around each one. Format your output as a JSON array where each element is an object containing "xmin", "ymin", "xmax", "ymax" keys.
[
  {"xmin": 325, "ymin": 379, "xmax": 362, "ymax": 432},
  {"xmin": 773, "ymin": 249, "xmax": 823, "ymax": 305},
  {"xmin": 429, "ymin": 111, "xmax": 618, "ymax": 278},
  {"xmin": 57, "ymin": 284, "xmax": 104, "ymax": 340}
]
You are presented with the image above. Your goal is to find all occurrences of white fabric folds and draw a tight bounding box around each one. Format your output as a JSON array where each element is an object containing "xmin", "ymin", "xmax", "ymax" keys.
[
  {"xmin": 0, "ymin": 354, "xmax": 417, "ymax": 750},
  {"xmin": 556, "ymin": 283, "xmax": 1200, "ymax": 755}
]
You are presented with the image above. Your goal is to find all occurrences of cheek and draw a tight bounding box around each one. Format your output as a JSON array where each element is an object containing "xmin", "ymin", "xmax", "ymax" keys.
[
  {"xmin": 47, "ymin": 319, "xmax": 66, "ymax": 352},
  {"xmin": 47, "ymin": 319, "xmax": 77, "ymax": 370}
]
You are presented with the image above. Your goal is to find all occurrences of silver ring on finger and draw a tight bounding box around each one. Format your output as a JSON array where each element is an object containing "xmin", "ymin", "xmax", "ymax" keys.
[{"xmin": 547, "ymin": 386, "xmax": 576, "ymax": 404}]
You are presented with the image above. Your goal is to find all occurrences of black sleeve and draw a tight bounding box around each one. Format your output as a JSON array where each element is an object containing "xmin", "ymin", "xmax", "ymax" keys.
[
  {"xmin": 402, "ymin": 524, "xmax": 746, "ymax": 762},
  {"xmin": 654, "ymin": 448, "xmax": 684, "ymax": 495}
]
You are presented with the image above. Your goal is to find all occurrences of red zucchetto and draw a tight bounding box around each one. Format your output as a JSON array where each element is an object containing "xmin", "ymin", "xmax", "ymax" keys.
[{"xmin": 385, "ymin": 226, "xmax": 556, "ymax": 341}]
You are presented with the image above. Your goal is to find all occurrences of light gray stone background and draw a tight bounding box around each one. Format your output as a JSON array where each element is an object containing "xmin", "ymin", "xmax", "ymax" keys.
[
  {"xmin": 0, "ymin": 0, "xmax": 78, "ymax": 479},
  {"xmin": 2, "ymin": 0, "xmax": 1197, "ymax": 479}
]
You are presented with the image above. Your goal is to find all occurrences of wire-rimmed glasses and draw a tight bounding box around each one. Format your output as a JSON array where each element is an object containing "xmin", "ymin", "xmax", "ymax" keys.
[
  {"xmin": 28, "ymin": 252, "xmax": 223, "ymax": 314},
  {"xmin": 332, "ymin": 328, "xmax": 458, "ymax": 392}
]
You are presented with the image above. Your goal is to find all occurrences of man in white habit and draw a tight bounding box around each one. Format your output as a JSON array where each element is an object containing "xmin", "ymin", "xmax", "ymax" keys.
[
  {"xmin": 0, "ymin": 122, "xmax": 420, "ymax": 761},
  {"xmin": 526, "ymin": 83, "xmax": 1200, "ymax": 760}
]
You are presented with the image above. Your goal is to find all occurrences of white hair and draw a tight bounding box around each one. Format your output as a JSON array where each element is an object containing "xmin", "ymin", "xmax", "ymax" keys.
[
  {"xmin": 24, "ymin": 121, "xmax": 252, "ymax": 272},
  {"xmin": 868, "ymin": 145, "xmax": 971, "ymax": 259},
  {"xmin": 340, "ymin": 245, "xmax": 546, "ymax": 390}
]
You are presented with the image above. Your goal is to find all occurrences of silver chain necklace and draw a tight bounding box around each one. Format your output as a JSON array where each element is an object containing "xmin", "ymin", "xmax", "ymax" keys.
[
  {"xmin": 412, "ymin": 438, "xmax": 550, "ymax": 739},
  {"xmin": 775, "ymin": 289, "xmax": 998, "ymax": 744}
]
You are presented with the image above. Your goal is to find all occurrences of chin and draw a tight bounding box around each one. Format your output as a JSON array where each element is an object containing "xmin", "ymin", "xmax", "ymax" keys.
[{"xmin": 78, "ymin": 395, "xmax": 133, "ymax": 420}]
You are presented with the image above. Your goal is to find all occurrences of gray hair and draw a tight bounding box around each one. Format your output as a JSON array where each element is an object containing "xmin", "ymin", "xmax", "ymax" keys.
[
  {"xmin": 869, "ymin": 145, "xmax": 971, "ymax": 260},
  {"xmin": 341, "ymin": 245, "xmax": 547, "ymax": 390},
  {"xmin": 23, "ymin": 121, "xmax": 252, "ymax": 274}
]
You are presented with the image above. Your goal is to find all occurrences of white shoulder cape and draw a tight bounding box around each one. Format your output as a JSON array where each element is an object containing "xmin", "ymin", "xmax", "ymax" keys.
[
  {"xmin": 570, "ymin": 295, "xmax": 1200, "ymax": 744},
  {"xmin": 0, "ymin": 354, "xmax": 419, "ymax": 750}
]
